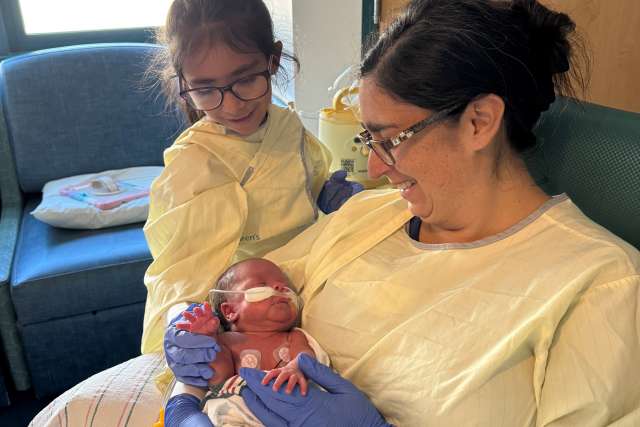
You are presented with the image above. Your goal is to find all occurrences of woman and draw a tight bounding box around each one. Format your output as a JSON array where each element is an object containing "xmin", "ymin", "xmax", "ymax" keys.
[{"xmin": 167, "ymin": 0, "xmax": 640, "ymax": 425}]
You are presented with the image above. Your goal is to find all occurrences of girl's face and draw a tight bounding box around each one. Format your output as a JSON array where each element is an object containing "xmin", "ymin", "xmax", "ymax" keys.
[
  {"xmin": 181, "ymin": 41, "xmax": 274, "ymax": 136},
  {"xmin": 359, "ymin": 77, "xmax": 473, "ymax": 224},
  {"xmin": 220, "ymin": 259, "xmax": 299, "ymax": 333}
]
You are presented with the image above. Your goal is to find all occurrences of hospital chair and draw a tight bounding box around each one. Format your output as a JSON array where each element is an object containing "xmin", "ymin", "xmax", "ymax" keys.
[
  {"xmin": 528, "ymin": 97, "xmax": 640, "ymax": 250},
  {"xmin": 0, "ymin": 43, "xmax": 184, "ymax": 398}
]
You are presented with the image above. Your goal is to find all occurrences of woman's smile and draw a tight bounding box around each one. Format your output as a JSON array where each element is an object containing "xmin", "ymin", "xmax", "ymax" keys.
[{"xmin": 394, "ymin": 179, "xmax": 417, "ymax": 195}]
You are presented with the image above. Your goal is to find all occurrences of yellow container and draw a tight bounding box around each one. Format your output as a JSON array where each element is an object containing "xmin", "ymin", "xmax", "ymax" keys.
[{"xmin": 318, "ymin": 87, "xmax": 387, "ymax": 189}]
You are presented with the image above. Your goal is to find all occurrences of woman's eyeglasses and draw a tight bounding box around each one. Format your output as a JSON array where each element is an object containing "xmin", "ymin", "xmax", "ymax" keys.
[{"xmin": 355, "ymin": 105, "xmax": 459, "ymax": 166}]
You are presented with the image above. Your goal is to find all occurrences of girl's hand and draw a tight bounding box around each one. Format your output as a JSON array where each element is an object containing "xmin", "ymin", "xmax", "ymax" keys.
[
  {"xmin": 261, "ymin": 357, "xmax": 309, "ymax": 396},
  {"xmin": 317, "ymin": 170, "xmax": 365, "ymax": 214}
]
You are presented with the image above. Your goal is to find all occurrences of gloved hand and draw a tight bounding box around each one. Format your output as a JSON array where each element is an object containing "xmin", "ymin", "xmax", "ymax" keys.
[
  {"xmin": 317, "ymin": 170, "xmax": 365, "ymax": 214},
  {"xmin": 164, "ymin": 303, "xmax": 220, "ymax": 387},
  {"xmin": 164, "ymin": 393, "xmax": 214, "ymax": 427},
  {"xmin": 240, "ymin": 353, "xmax": 391, "ymax": 427}
]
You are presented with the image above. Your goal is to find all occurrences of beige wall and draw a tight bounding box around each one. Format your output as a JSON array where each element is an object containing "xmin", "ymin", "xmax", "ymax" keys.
[
  {"xmin": 380, "ymin": 0, "xmax": 640, "ymax": 113},
  {"xmin": 380, "ymin": 0, "xmax": 409, "ymax": 27}
]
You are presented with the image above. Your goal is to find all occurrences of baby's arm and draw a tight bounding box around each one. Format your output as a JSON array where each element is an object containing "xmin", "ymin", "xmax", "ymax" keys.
[
  {"xmin": 175, "ymin": 302, "xmax": 234, "ymax": 386},
  {"xmin": 207, "ymin": 342, "xmax": 234, "ymax": 386},
  {"xmin": 166, "ymin": 350, "xmax": 233, "ymax": 427},
  {"xmin": 261, "ymin": 329, "xmax": 316, "ymax": 395},
  {"xmin": 288, "ymin": 328, "xmax": 316, "ymax": 361}
]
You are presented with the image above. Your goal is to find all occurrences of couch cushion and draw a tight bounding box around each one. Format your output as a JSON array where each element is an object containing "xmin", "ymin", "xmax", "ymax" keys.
[
  {"xmin": 10, "ymin": 198, "xmax": 150, "ymax": 325},
  {"xmin": 0, "ymin": 43, "xmax": 184, "ymax": 193},
  {"xmin": 18, "ymin": 302, "xmax": 145, "ymax": 398}
]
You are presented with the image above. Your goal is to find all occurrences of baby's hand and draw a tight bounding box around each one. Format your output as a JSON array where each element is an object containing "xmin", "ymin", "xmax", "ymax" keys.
[
  {"xmin": 261, "ymin": 356, "xmax": 309, "ymax": 396},
  {"xmin": 175, "ymin": 302, "xmax": 219, "ymax": 336}
]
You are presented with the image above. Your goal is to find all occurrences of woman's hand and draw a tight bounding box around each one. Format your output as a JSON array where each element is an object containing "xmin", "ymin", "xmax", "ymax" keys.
[
  {"xmin": 164, "ymin": 393, "xmax": 214, "ymax": 427},
  {"xmin": 240, "ymin": 353, "xmax": 391, "ymax": 427},
  {"xmin": 164, "ymin": 303, "xmax": 220, "ymax": 387}
]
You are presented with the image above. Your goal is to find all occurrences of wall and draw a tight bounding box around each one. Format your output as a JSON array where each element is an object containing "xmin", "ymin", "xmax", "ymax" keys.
[
  {"xmin": 265, "ymin": 0, "xmax": 295, "ymax": 102},
  {"xmin": 292, "ymin": 0, "xmax": 363, "ymax": 135},
  {"xmin": 0, "ymin": 13, "xmax": 9, "ymax": 57},
  {"xmin": 380, "ymin": 0, "xmax": 640, "ymax": 113}
]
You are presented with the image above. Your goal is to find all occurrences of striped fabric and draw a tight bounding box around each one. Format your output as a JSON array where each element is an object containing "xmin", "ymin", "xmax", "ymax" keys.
[{"xmin": 30, "ymin": 353, "xmax": 165, "ymax": 427}]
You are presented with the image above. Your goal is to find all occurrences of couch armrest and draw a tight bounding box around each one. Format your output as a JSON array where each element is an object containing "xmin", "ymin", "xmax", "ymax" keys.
[
  {"xmin": 0, "ymin": 98, "xmax": 21, "ymax": 283},
  {"xmin": 0, "ymin": 203, "xmax": 20, "ymax": 284},
  {"xmin": 0, "ymin": 102, "xmax": 30, "ymax": 391}
]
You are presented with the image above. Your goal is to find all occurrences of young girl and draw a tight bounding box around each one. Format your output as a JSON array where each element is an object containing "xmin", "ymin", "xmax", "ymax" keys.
[{"xmin": 142, "ymin": 0, "xmax": 362, "ymax": 361}]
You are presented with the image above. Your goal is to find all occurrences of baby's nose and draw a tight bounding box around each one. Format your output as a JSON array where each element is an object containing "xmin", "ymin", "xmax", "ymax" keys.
[{"xmin": 272, "ymin": 283, "xmax": 287, "ymax": 292}]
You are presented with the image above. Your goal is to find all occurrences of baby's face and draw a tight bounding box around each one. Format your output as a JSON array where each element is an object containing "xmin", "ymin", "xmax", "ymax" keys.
[{"xmin": 222, "ymin": 259, "xmax": 299, "ymax": 333}]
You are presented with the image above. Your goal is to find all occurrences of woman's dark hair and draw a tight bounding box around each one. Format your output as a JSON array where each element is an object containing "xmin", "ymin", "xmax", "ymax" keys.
[
  {"xmin": 361, "ymin": 0, "xmax": 589, "ymax": 152},
  {"xmin": 148, "ymin": 0, "xmax": 299, "ymax": 124}
]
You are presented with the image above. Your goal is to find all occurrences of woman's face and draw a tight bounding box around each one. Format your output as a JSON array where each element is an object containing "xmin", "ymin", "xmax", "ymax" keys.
[
  {"xmin": 359, "ymin": 77, "xmax": 475, "ymax": 224},
  {"xmin": 181, "ymin": 41, "xmax": 274, "ymax": 136}
]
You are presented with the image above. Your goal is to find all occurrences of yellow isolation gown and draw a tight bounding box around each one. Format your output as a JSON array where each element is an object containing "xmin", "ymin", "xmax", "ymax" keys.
[
  {"xmin": 142, "ymin": 104, "xmax": 330, "ymax": 355},
  {"xmin": 266, "ymin": 190, "xmax": 640, "ymax": 426}
]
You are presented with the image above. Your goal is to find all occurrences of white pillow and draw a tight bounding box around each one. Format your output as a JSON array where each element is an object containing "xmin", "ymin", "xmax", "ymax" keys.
[
  {"xmin": 30, "ymin": 353, "xmax": 164, "ymax": 427},
  {"xmin": 31, "ymin": 166, "xmax": 163, "ymax": 229}
]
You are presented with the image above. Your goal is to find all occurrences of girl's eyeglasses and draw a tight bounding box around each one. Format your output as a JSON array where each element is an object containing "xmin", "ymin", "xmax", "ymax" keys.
[
  {"xmin": 355, "ymin": 105, "xmax": 460, "ymax": 166},
  {"xmin": 179, "ymin": 70, "xmax": 271, "ymax": 111},
  {"xmin": 179, "ymin": 56, "xmax": 275, "ymax": 111}
]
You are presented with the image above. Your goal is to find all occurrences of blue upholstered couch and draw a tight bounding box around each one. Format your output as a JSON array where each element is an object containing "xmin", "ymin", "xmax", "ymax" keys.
[
  {"xmin": 0, "ymin": 43, "xmax": 185, "ymax": 399},
  {"xmin": 527, "ymin": 98, "xmax": 640, "ymax": 250}
]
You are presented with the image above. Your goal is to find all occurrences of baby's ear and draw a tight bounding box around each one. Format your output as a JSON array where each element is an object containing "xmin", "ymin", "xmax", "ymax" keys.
[{"xmin": 220, "ymin": 302, "xmax": 238, "ymax": 323}]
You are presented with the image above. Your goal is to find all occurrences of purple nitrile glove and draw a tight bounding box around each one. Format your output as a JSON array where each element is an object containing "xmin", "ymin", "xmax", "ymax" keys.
[
  {"xmin": 240, "ymin": 353, "xmax": 391, "ymax": 427},
  {"xmin": 317, "ymin": 170, "xmax": 365, "ymax": 214},
  {"xmin": 164, "ymin": 393, "xmax": 213, "ymax": 427},
  {"xmin": 164, "ymin": 303, "xmax": 220, "ymax": 387}
]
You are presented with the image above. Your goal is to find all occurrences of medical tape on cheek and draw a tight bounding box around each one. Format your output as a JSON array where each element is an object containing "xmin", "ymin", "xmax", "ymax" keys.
[
  {"xmin": 244, "ymin": 287, "xmax": 274, "ymax": 302},
  {"xmin": 244, "ymin": 287, "xmax": 298, "ymax": 303},
  {"xmin": 211, "ymin": 287, "xmax": 301, "ymax": 308}
]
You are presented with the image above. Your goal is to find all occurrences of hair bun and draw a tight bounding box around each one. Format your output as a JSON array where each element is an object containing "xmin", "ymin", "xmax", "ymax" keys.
[{"xmin": 512, "ymin": 0, "xmax": 574, "ymax": 75}]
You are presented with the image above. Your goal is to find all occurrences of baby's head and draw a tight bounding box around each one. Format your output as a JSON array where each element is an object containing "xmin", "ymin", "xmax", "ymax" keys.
[
  {"xmin": 151, "ymin": 0, "xmax": 298, "ymax": 131},
  {"xmin": 211, "ymin": 258, "xmax": 300, "ymax": 333}
]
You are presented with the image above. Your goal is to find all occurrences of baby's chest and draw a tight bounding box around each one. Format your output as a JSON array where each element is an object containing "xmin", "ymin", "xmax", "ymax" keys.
[{"xmin": 222, "ymin": 335, "xmax": 293, "ymax": 371}]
